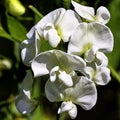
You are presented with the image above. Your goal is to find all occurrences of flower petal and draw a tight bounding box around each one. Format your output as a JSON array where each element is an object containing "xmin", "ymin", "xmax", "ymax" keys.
[
  {"xmin": 54, "ymin": 50, "xmax": 86, "ymax": 74},
  {"xmin": 15, "ymin": 92, "xmax": 38, "ymax": 114},
  {"xmin": 35, "ymin": 8, "xmax": 66, "ymax": 35},
  {"xmin": 72, "ymin": 0, "xmax": 95, "ymax": 21},
  {"xmin": 50, "ymin": 66, "xmax": 59, "ymax": 82},
  {"xmin": 15, "ymin": 70, "xmax": 38, "ymax": 114},
  {"xmin": 45, "ymin": 79, "xmax": 64, "ymax": 102},
  {"xmin": 57, "ymin": 9, "xmax": 81, "ymax": 42},
  {"xmin": 31, "ymin": 50, "xmax": 58, "ymax": 77},
  {"xmin": 74, "ymin": 76, "xmax": 97, "ymax": 110},
  {"xmin": 96, "ymin": 51, "xmax": 108, "ymax": 67},
  {"xmin": 44, "ymin": 27, "xmax": 61, "ymax": 47},
  {"xmin": 58, "ymin": 71, "xmax": 73, "ymax": 87},
  {"xmin": 45, "ymin": 75, "xmax": 97, "ymax": 110},
  {"xmin": 68, "ymin": 103, "xmax": 77, "ymax": 119},
  {"xmin": 96, "ymin": 6, "xmax": 110, "ymax": 24},
  {"xmin": 21, "ymin": 70, "xmax": 33, "ymax": 93},
  {"xmin": 94, "ymin": 66, "xmax": 111, "ymax": 85},
  {"xmin": 68, "ymin": 22, "xmax": 114, "ymax": 55},
  {"xmin": 21, "ymin": 30, "xmax": 40, "ymax": 66},
  {"xmin": 31, "ymin": 50, "xmax": 86, "ymax": 77},
  {"xmin": 58, "ymin": 101, "xmax": 77, "ymax": 119},
  {"xmin": 85, "ymin": 46, "xmax": 98, "ymax": 63},
  {"xmin": 58, "ymin": 101, "xmax": 73, "ymax": 113}
]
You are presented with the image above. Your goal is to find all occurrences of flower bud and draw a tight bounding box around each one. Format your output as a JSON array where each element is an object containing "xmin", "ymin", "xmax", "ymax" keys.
[{"xmin": 4, "ymin": 0, "xmax": 25, "ymax": 16}]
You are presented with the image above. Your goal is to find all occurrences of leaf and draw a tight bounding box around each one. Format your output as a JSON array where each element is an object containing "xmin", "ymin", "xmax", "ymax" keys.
[
  {"xmin": 107, "ymin": 0, "xmax": 120, "ymax": 69},
  {"xmin": 6, "ymin": 14, "xmax": 27, "ymax": 43},
  {"xmin": 0, "ymin": 25, "xmax": 13, "ymax": 40}
]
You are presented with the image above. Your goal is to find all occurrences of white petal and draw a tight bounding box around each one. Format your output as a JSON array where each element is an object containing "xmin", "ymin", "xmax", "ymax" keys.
[
  {"xmin": 58, "ymin": 101, "xmax": 77, "ymax": 119},
  {"xmin": 32, "ymin": 50, "xmax": 86, "ymax": 77},
  {"xmin": 35, "ymin": 8, "xmax": 66, "ymax": 35},
  {"xmin": 54, "ymin": 50, "xmax": 86, "ymax": 74},
  {"xmin": 45, "ymin": 75, "xmax": 97, "ymax": 110},
  {"xmin": 31, "ymin": 50, "xmax": 58, "ymax": 77},
  {"xmin": 94, "ymin": 66, "xmax": 111, "ymax": 85},
  {"xmin": 58, "ymin": 101, "xmax": 73, "ymax": 113},
  {"xmin": 96, "ymin": 51, "xmax": 108, "ymax": 67},
  {"xmin": 23, "ymin": 90, "xmax": 31, "ymax": 99},
  {"xmin": 58, "ymin": 71, "xmax": 73, "ymax": 87},
  {"xmin": 21, "ymin": 70, "xmax": 33, "ymax": 98},
  {"xmin": 50, "ymin": 66, "xmax": 59, "ymax": 82},
  {"xmin": 57, "ymin": 9, "xmax": 81, "ymax": 42},
  {"xmin": 74, "ymin": 76, "xmax": 97, "ymax": 110},
  {"xmin": 45, "ymin": 79, "xmax": 64, "ymax": 102},
  {"xmin": 43, "ymin": 23, "xmax": 61, "ymax": 47},
  {"xmin": 46, "ymin": 28, "xmax": 61, "ymax": 47},
  {"xmin": 15, "ymin": 70, "xmax": 38, "ymax": 114},
  {"xmin": 96, "ymin": 6, "xmax": 110, "ymax": 24},
  {"xmin": 68, "ymin": 104, "xmax": 77, "ymax": 119},
  {"xmin": 21, "ymin": 30, "xmax": 40, "ymax": 66},
  {"xmin": 85, "ymin": 46, "xmax": 98, "ymax": 63},
  {"xmin": 15, "ymin": 92, "xmax": 38, "ymax": 114},
  {"xmin": 72, "ymin": 0, "xmax": 95, "ymax": 21},
  {"xmin": 85, "ymin": 66, "xmax": 95, "ymax": 79},
  {"xmin": 68, "ymin": 22, "xmax": 114, "ymax": 55}
]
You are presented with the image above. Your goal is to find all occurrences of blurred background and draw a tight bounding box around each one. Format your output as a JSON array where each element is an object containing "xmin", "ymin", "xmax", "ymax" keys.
[{"xmin": 0, "ymin": 0, "xmax": 120, "ymax": 120}]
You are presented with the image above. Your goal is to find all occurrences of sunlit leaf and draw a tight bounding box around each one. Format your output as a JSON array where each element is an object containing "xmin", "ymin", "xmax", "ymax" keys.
[{"xmin": 6, "ymin": 14, "xmax": 27, "ymax": 43}]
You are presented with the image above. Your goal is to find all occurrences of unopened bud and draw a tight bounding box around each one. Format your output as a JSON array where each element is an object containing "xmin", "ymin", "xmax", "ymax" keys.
[{"xmin": 4, "ymin": 0, "xmax": 26, "ymax": 16}]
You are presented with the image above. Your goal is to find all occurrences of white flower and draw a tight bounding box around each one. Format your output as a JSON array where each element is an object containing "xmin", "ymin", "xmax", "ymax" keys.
[
  {"xmin": 71, "ymin": 0, "xmax": 110, "ymax": 24},
  {"xmin": 15, "ymin": 70, "xmax": 38, "ymax": 114},
  {"xmin": 31, "ymin": 50, "xmax": 87, "ymax": 87},
  {"xmin": 45, "ymin": 74, "xmax": 97, "ymax": 119},
  {"xmin": 39, "ymin": 8, "xmax": 81, "ymax": 46},
  {"xmin": 85, "ymin": 64, "xmax": 111, "ymax": 85},
  {"xmin": 21, "ymin": 8, "xmax": 81, "ymax": 66},
  {"xmin": 83, "ymin": 50, "xmax": 111, "ymax": 85},
  {"xmin": 67, "ymin": 22, "xmax": 114, "ymax": 61},
  {"xmin": 58, "ymin": 101, "xmax": 77, "ymax": 119},
  {"xmin": 84, "ymin": 47, "xmax": 109, "ymax": 65}
]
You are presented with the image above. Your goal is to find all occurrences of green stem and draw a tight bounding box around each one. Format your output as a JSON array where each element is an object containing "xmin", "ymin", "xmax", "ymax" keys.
[
  {"xmin": 28, "ymin": 5, "xmax": 43, "ymax": 19},
  {"xmin": 109, "ymin": 65, "xmax": 120, "ymax": 83},
  {"xmin": 58, "ymin": 112, "xmax": 69, "ymax": 120}
]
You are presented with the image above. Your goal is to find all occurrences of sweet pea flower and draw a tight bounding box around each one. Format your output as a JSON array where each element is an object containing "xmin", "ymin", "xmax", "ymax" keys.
[
  {"xmin": 21, "ymin": 8, "xmax": 81, "ymax": 66},
  {"xmin": 85, "ymin": 64, "xmax": 111, "ymax": 86},
  {"xmin": 71, "ymin": 0, "xmax": 110, "ymax": 24},
  {"xmin": 67, "ymin": 22, "xmax": 114, "ymax": 63},
  {"xmin": 67, "ymin": 22, "xmax": 113, "ymax": 85},
  {"xmin": 31, "ymin": 50, "xmax": 86, "ymax": 87},
  {"xmin": 15, "ymin": 70, "xmax": 38, "ymax": 114},
  {"xmin": 85, "ymin": 49, "xmax": 111, "ymax": 85},
  {"xmin": 45, "ymin": 73, "xmax": 97, "ymax": 119}
]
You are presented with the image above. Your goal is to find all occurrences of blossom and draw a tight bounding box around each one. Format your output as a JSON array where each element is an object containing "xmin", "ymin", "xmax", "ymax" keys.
[
  {"xmin": 31, "ymin": 50, "xmax": 87, "ymax": 86},
  {"xmin": 67, "ymin": 22, "xmax": 113, "ymax": 85},
  {"xmin": 67, "ymin": 22, "xmax": 113, "ymax": 62},
  {"xmin": 71, "ymin": 0, "xmax": 110, "ymax": 24},
  {"xmin": 15, "ymin": 70, "xmax": 38, "ymax": 114},
  {"xmin": 21, "ymin": 8, "xmax": 81, "ymax": 66},
  {"xmin": 85, "ymin": 65, "xmax": 111, "ymax": 86},
  {"xmin": 45, "ymin": 73, "xmax": 97, "ymax": 119}
]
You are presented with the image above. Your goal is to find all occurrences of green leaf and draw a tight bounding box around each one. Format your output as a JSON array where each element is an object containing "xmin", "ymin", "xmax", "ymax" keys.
[
  {"xmin": 107, "ymin": 0, "xmax": 120, "ymax": 69},
  {"xmin": 0, "ymin": 25, "xmax": 13, "ymax": 40},
  {"xmin": 6, "ymin": 14, "xmax": 27, "ymax": 43}
]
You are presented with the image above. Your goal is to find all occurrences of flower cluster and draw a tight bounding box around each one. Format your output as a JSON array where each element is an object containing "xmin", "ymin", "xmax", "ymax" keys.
[{"xmin": 15, "ymin": 0, "xmax": 114, "ymax": 119}]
